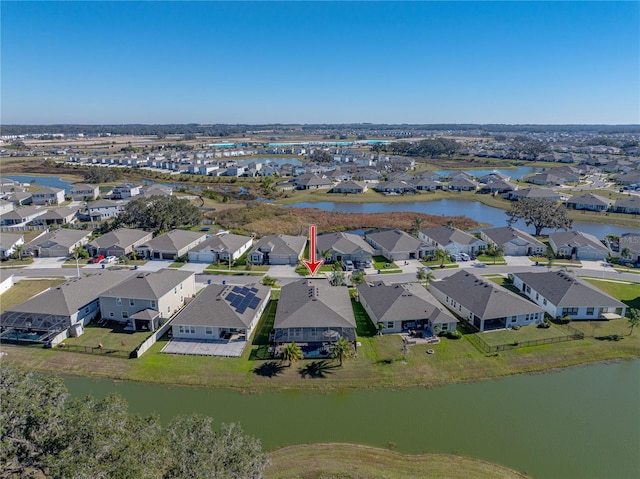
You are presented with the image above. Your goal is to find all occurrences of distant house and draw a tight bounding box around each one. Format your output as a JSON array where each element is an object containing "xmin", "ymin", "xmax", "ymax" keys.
[
  {"xmin": 169, "ymin": 283, "xmax": 270, "ymax": 348},
  {"xmin": 0, "ymin": 270, "xmax": 134, "ymax": 345},
  {"xmin": 274, "ymin": 279, "xmax": 356, "ymax": 350},
  {"xmin": 478, "ymin": 180, "xmax": 517, "ymax": 194},
  {"xmin": 99, "ymin": 269, "xmax": 196, "ymax": 330},
  {"xmin": 31, "ymin": 206, "xmax": 80, "ymax": 226},
  {"xmin": 316, "ymin": 232, "xmax": 375, "ymax": 263},
  {"xmin": 70, "ymin": 184, "xmax": 100, "ymax": 201},
  {"xmin": 429, "ymin": 270, "xmax": 545, "ymax": 332},
  {"xmin": 565, "ymin": 193, "xmax": 611, "ymax": 212},
  {"xmin": 249, "ymin": 234, "xmax": 306, "ymax": 265},
  {"xmin": 619, "ymin": 233, "xmax": 640, "ymax": 263},
  {"xmin": 31, "ymin": 187, "xmax": 65, "ymax": 206},
  {"xmin": 3, "ymin": 191, "xmax": 33, "ymax": 206},
  {"xmin": 0, "ymin": 233, "xmax": 24, "ymax": 258},
  {"xmin": 374, "ymin": 180, "xmax": 416, "ymax": 194},
  {"xmin": 548, "ymin": 231, "xmax": 610, "ymax": 261},
  {"xmin": 25, "ymin": 229, "xmax": 91, "ymax": 257},
  {"xmin": 413, "ymin": 179, "xmax": 445, "ymax": 191},
  {"xmin": 418, "ymin": 226, "xmax": 487, "ymax": 255},
  {"xmin": 0, "ymin": 206, "xmax": 47, "ymax": 226},
  {"xmin": 364, "ymin": 229, "xmax": 432, "ymax": 260},
  {"xmin": 526, "ymin": 172, "xmax": 565, "ymax": 186},
  {"xmin": 86, "ymin": 228, "xmax": 153, "ymax": 258},
  {"xmin": 87, "ymin": 199, "xmax": 124, "ymax": 221},
  {"xmin": 448, "ymin": 178, "xmax": 478, "ymax": 191},
  {"xmin": 613, "ymin": 196, "xmax": 640, "ymax": 214},
  {"xmin": 511, "ymin": 271, "xmax": 626, "ymax": 320},
  {"xmin": 357, "ymin": 281, "xmax": 457, "ymax": 334},
  {"xmin": 331, "ymin": 180, "xmax": 367, "ymax": 194},
  {"xmin": 135, "ymin": 229, "xmax": 208, "ymax": 260},
  {"xmin": 294, "ymin": 173, "xmax": 333, "ymax": 190},
  {"xmin": 141, "ymin": 184, "xmax": 173, "ymax": 197},
  {"xmin": 506, "ymin": 188, "xmax": 562, "ymax": 202},
  {"xmin": 480, "ymin": 226, "xmax": 546, "ymax": 256},
  {"xmin": 188, "ymin": 232, "xmax": 253, "ymax": 264},
  {"xmin": 111, "ymin": 183, "xmax": 142, "ymax": 199},
  {"xmin": 0, "ymin": 199, "xmax": 14, "ymax": 215},
  {"xmin": 478, "ymin": 172, "xmax": 511, "ymax": 183}
]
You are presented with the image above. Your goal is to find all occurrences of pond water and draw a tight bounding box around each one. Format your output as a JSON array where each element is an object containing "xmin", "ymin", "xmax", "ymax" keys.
[
  {"xmin": 287, "ymin": 200, "xmax": 639, "ymax": 237},
  {"xmin": 4, "ymin": 175, "xmax": 73, "ymax": 191},
  {"xmin": 435, "ymin": 166, "xmax": 542, "ymax": 180},
  {"xmin": 64, "ymin": 360, "xmax": 640, "ymax": 479}
]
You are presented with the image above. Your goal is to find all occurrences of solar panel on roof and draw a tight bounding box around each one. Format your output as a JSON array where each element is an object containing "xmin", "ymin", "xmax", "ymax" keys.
[
  {"xmin": 226, "ymin": 293, "xmax": 237, "ymax": 303},
  {"xmin": 248, "ymin": 298, "xmax": 260, "ymax": 309},
  {"xmin": 250, "ymin": 287, "xmax": 259, "ymax": 293},
  {"xmin": 240, "ymin": 287, "xmax": 250, "ymax": 294},
  {"xmin": 237, "ymin": 305, "xmax": 247, "ymax": 314},
  {"xmin": 231, "ymin": 296, "xmax": 242, "ymax": 308},
  {"xmin": 245, "ymin": 292, "xmax": 255, "ymax": 301},
  {"xmin": 232, "ymin": 286, "xmax": 242, "ymax": 293}
]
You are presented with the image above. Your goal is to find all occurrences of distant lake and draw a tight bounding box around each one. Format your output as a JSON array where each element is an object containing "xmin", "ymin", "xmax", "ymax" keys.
[
  {"xmin": 435, "ymin": 166, "xmax": 542, "ymax": 180},
  {"xmin": 287, "ymin": 200, "xmax": 639, "ymax": 237},
  {"xmin": 5, "ymin": 175, "xmax": 73, "ymax": 191}
]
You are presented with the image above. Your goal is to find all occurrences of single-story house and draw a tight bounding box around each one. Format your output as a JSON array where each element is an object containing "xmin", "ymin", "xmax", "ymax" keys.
[
  {"xmin": 0, "ymin": 199, "xmax": 15, "ymax": 215},
  {"xmin": 565, "ymin": 193, "xmax": 611, "ymax": 212},
  {"xmin": 374, "ymin": 181, "xmax": 417, "ymax": 194},
  {"xmin": 188, "ymin": 232, "xmax": 253, "ymax": 264},
  {"xmin": 613, "ymin": 196, "xmax": 640, "ymax": 214},
  {"xmin": 86, "ymin": 228, "xmax": 153, "ymax": 258},
  {"xmin": 331, "ymin": 180, "xmax": 367, "ymax": 194},
  {"xmin": 357, "ymin": 281, "xmax": 458, "ymax": 334},
  {"xmin": 480, "ymin": 226, "xmax": 546, "ymax": 256},
  {"xmin": 70, "ymin": 184, "xmax": 100, "ymax": 201},
  {"xmin": 511, "ymin": 271, "xmax": 626, "ymax": 320},
  {"xmin": 619, "ymin": 233, "xmax": 640, "ymax": 263},
  {"xmin": 413, "ymin": 179, "xmax": 445, "ymax": 191},
  {"xmin": 429, "ymin": 270, "xmax": 545, "ymax": 332},
  {"xmin": 2, "ymin": 191, "xmax": 33, "ymax": 206},
  {"xmin": 526, "ymin": 173, "xmax": 565, "ymax": 186},
  {"xmin": 478, "ymin": 180, "xmax": 517, "ymax": 194},
  {"xmin": 418, "ymin": 226, "xmax": 487, "ymax": 255},
  {"xmin": 448, "ymin": 178, "xmax": 478, "ymax": 191},
  {"xmin": 249, "ymin": 234, "xmax": 306, "ymax": 265},
  {"xmin": 169, "ymin": 283, "xmax": 270, "ymax": 348},
  {"xmin": 0, "ymin": 270, "xmax": 135, "ymax": 345},
  {"xmin": 548, "ymin": 231, "xmax": 610, "ymax": 261},
  {"xmin": 365, "ymin": 229, "xmax": 433, "ymax": 260},
  {"xmin": 274, "ymin": 279, "xmax": 356, "ymax": 350},
  {"xmin": 316, "ymin": 232, "xmax": 375, "ymax": 263},
  {"xmin": 506, "ymin": 188, "xmax": 562, "ymax": 202},
  {"xmin": 99, "ymin": 269, "xmax": 196, "ymax": 330},
  {"xmin": 0, "ymin": 233, "xmax": 24, "ymax": 258},
  {"xmin": 294, "ymin": 174, "xmax": 334, "ymax": 190},
  {"xmin": 31, "ymin": 187, "xmax": 65, "ymax": 206},
  {"xmin": 135, "ymin": 229, "xmax": 208, "ymax": 260},
  {"xmin": 24, "ymin": 229, "xmax": 91, "ymax": 257}
]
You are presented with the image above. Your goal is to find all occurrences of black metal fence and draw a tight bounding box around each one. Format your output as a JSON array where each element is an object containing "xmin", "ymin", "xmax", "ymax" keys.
[
  {"xmin": 55, "ymin": 343, "xmax": 132, "ymax": 359},
  {"xmin": 470, "ymin": 324, "xmax": 584, "ymax": 353}
]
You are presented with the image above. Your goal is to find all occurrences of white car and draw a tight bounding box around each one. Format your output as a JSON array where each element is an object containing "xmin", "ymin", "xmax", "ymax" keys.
[{"xmin": 103, "ymin": 255, "xmax": 117, "ymax": 264}]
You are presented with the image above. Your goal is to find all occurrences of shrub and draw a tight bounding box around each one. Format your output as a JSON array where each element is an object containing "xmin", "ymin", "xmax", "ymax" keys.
[
  {"xmin": 537, "ymin": 321, "xmax": 551, "ymax": 329},
  {"xmin": 512, "ymin": 325, "xmax": 521, "ymax": 330},
  {"xmin": 443, "ymin": 331, "xmax": 461, "ymax": 340}
]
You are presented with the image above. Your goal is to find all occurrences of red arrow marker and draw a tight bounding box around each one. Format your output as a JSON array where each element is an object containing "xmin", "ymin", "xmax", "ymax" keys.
[{"xmin": 302, "ymin": 224, "xmax": 324, "ymax": 277}]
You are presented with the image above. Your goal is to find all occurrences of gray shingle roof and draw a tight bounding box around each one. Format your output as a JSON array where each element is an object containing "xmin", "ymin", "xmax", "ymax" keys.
[
  {"xmin": 419, "ymin": 226, "xmax": 480, "ymax": 247},
  {"xmin": 481, "ymin": 226, "xmax": 545, "ymax": 249},
  {"xmin": 549, "ymin": 231, "xmax": 609, "ymax": 252},
  {"xmin": 193, "ymin": 232, "xmax": 252, "ymax": 254},
  {"xmin": 275, "ymin": 279, "xmax": 355, "ymax": 329},
  {"xmin": 365, "ymin": 229, "xmax": 424, "ymax": 253},
  {"xmin": 512, "ymin": 271, "xmax": 625, "ymax": 308},
  {"xmin": 566, "ymin": 193, "xmax": 610, "ymax": 207},
  {"xmin": 29, "ymin": 228, "xmax": 90, "ymax": 249},
  {"xmin": 88, "ymin": 228, "xmax": 152, "ymax": 250},
  {"xmin": 142, "ymin": 229, "xmax": 207, "ymax": 252},
  {"xmin": 2, "ymin": 270, "xmax": 135, "ymax": 317},
  {"xmin": 251, "ymin": 234, "xmax": 306, "ymax": 257},
  {"xmin": 171, "ymin": 283, "xmax": 270, "ymax": 328},
  {"xmin": 100, "ymin": 269, "xmax": 194, "ymax": 300},
  {"xmin": 316, "ymin": 232, "xmax": 374, "ymax": 256},
  {"xmin": 0, "ymin": 233, "xmax": 23, "ymax": 250},
  {"xmin": 357, "ymin": 282, "xmax": 457, "ymax": 325},
  {"xmin": 430, "ymin": 271, "xmax": 545, "ymax": 319}
]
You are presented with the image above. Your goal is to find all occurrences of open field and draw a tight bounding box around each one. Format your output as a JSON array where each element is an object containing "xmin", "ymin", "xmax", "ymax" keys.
[
  {"xmin": 0, "ymin": 279, "xmax": 65, "ymax": 313},
  {"xmin": 266, "ymin": 444, "xmax": 530, "ymax": 479}
]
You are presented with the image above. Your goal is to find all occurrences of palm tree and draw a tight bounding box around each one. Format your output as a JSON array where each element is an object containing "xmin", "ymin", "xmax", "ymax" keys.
[
  {"xmin": 628, "ymin": 309, "xmax": 640, "ymax": 336},
  {"xmin": 487, "ymin": 245, "xmax": 504, "ymax": 265},
  {"xmin": 12, "ymin": 243, "xmax": 24, "ymax": 261},
  {"xmin": 545, "ymin": 250, "xmax": 556, "ymax": 270},
  {"xmin": 330, "ymin": 337, "xmax": 354, "ymax": 366},
  {"xmin": 416, "ymin": 268, "xmax": 435, "ymax": 286},
  {"xmin": 434, "ymin": 249, "xmax": 448, "ymax": 267},
  {"xmin": 377, "ymin": 322, "xmax": 386, "ymax": 336},
  {"xmin": 281, "ymin": 342, "xmax": 303, "ymax": 367},
  {"xmin": 411, "ymin": 217, "xmax": 423, "ymax": 236}
]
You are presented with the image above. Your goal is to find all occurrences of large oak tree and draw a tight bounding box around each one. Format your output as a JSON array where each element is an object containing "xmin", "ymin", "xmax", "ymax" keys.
[{"xmin": 506, "ymin": 198, "xmax": 573, "ymax": 235}]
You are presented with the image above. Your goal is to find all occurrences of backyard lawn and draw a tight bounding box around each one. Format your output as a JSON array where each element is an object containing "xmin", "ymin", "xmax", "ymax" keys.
[
  {"xmin": 476, "ymin": 322, "xmax": 571, "ymax": 347},
  {"xmin": 583, "ymin": 278, "xmax": 640, "ymax": 311},
  {"xmin": 61, "ymin": 322, "xmax": 150, "ymax": 351}
]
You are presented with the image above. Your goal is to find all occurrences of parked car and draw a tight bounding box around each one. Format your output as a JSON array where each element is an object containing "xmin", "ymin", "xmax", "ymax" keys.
[
  {"xmin": 103, "ymin": 255, "xmax": 117, "ymax": 264},
  {"xmin": 364, "ymin": 260, "xmax": 372, "ymax": 268},
  {"xmin": 460, "ymin": 253, "xmax": 470, "ymax": 261},
  {"xmin": 343, "ymin": 260, "xmax": 354, "ymax": 271},
  {"xmin": 89, "ymin": 254, "xmax": 105, "ymax": 264},
  {"xmin": 450, "ymin": 254, "xmax": 461, "ymax": 262}
]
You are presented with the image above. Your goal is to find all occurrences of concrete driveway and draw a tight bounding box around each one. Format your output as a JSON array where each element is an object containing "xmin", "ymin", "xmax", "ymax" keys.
[
  {"xmin": 180, "ymin": 262, "xmax": 209, "ymax": 273},
  {"xmin": 268, "ymin": 265, "xmax": 299, "ymax": 278},
  {"xmin": 25, "ymin": 257, "xmax": 67, "ymax": 269},
  {"xmin": 136, "ymin": 260, "xmax": 174, "ymax": 271}
]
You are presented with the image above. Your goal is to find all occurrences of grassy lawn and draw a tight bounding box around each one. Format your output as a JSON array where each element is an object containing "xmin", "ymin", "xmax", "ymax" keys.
[
  {"xmin": 582, "ymin": 278, "xmax": 640, "ymax": 311},
  {"xmin": 61, "ymin": 322, "xmax": 150, "ymax": 351},
  {"xmin": 475, "ymin": 255, "xmax": 507, "ymax": 265},
  {"xmin": 168, "ymin": 261, "xmax": 185, "ymax": 268},
  {"xmin": 421, "ymin": 258, "xmax": 459, "ymax": 269},
  {"xmin": 266, "ymin": 444, "xmax": 529, "ymax": 479},
  {"xmin": 372, "ymin": 255, "xmax": 398, "ymax": 270},
  {"xmin": 294, "ymin": 264, "xmax": 335, "ymax": 276},
  {"xmin": 477, "ymin": 322, "xmax": 570, "ymax": 348},
  {"xmin": 0, "ymin": 279, "xmax": 65, "ymax": 313},
  {"xmin": 0, "ymin": 258, "xmax": 34, "ymax": 267}
]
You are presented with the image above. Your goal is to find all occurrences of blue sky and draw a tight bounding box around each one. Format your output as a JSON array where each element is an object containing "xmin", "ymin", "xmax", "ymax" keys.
[{"xmin": 2, "ymin": 1, "xmax": 638, "ymax": 124}]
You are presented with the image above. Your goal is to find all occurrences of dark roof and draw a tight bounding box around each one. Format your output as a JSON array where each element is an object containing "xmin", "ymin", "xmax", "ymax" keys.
[
  {"xmin": 171, "ymin": 283, "xmax": 270, "ymax": 328},
  {"xmin": 481, "ymin": 226, "xmax": 545, "ymax": 248},
  {"xmin": 419, "ymin": 226, "xmax": 482, "ymax": 247},
  {"xmin": 512, "ymin": 271, "xmax": 625, "ymax": 308},
  {"xmin": 100, "ymin": 269, "xmax": 194, "ymax": 300}
]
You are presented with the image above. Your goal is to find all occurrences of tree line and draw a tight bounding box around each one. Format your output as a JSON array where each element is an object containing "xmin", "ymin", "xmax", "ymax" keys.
[
  {"xmin": 372, "ymin": 138, "xmax": 461, "ymax": 157},
  {"xmin": 0, "ymin": 363, "xmax": 269, "ymax": 479}
]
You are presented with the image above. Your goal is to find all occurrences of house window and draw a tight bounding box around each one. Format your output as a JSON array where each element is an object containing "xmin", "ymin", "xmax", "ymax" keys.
[
  {"xmin": 535, "ymin": 293, "xmax": 539, "ymax": 300},
  {"xmin": 167, "ymin": 306, "xmax": 171, "ymax": 313},
  {"xmin": 180, "ymin": 283, "xmax": 183, "ymax": 290},
  {"xmin": 179, "ymin": 325, "xmax": 185, "ymax": 334},
  {"xmin": 174, "ymin": 287, "xmax": 177, "ymax": 294},
  {"xmin": 441, "ymin": 323, "xmax": 448, "ymax": 330},
  {"xmin": 543, "ymin": 299, "xmax": 547, "ymax": 305},
  {"xmin": 129, "ymin": 299, "xmax": 135, "ymax": 306},
  {"xmin": 511, "ymin": 317, "xmax": 517, "ymax": 323},
  {"xmin": 109, "ymin": 312, "xmax": 114, "ymax": 318},
  {"xmin": 205, "ymin": 327, "xmax": 213, "ymax": 335},
  {"xmin": 85, "ymin": 307, "xmax": 89, "ymax": 313},
  {"xmin": 526, "ymin": 286, "xmax": 531, "ymax": 293},
  {"xmin": 587, "ymin": 307, "xmax": 594, "ymax": 315},
  {"xmin": 387, "ymin": 321, "xmax": 394, "ymax": 329},
  {"xmin": 190, "ymin": 326, "xmax": 196, "ymax": 334},
  {"xmin": 116, "ymin": 298, "xmax": 122, "ymax": 306},
  {"xmin": 562, "ymin": 307, "xmax": 578, "ymax": 316},
  {"xmin": 151, "ymin": 300, "xmax": 156, "ymax": 308},
  {"xmin": 122, "ymin": 311, "xmax": 129, "ymax": 319}
]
